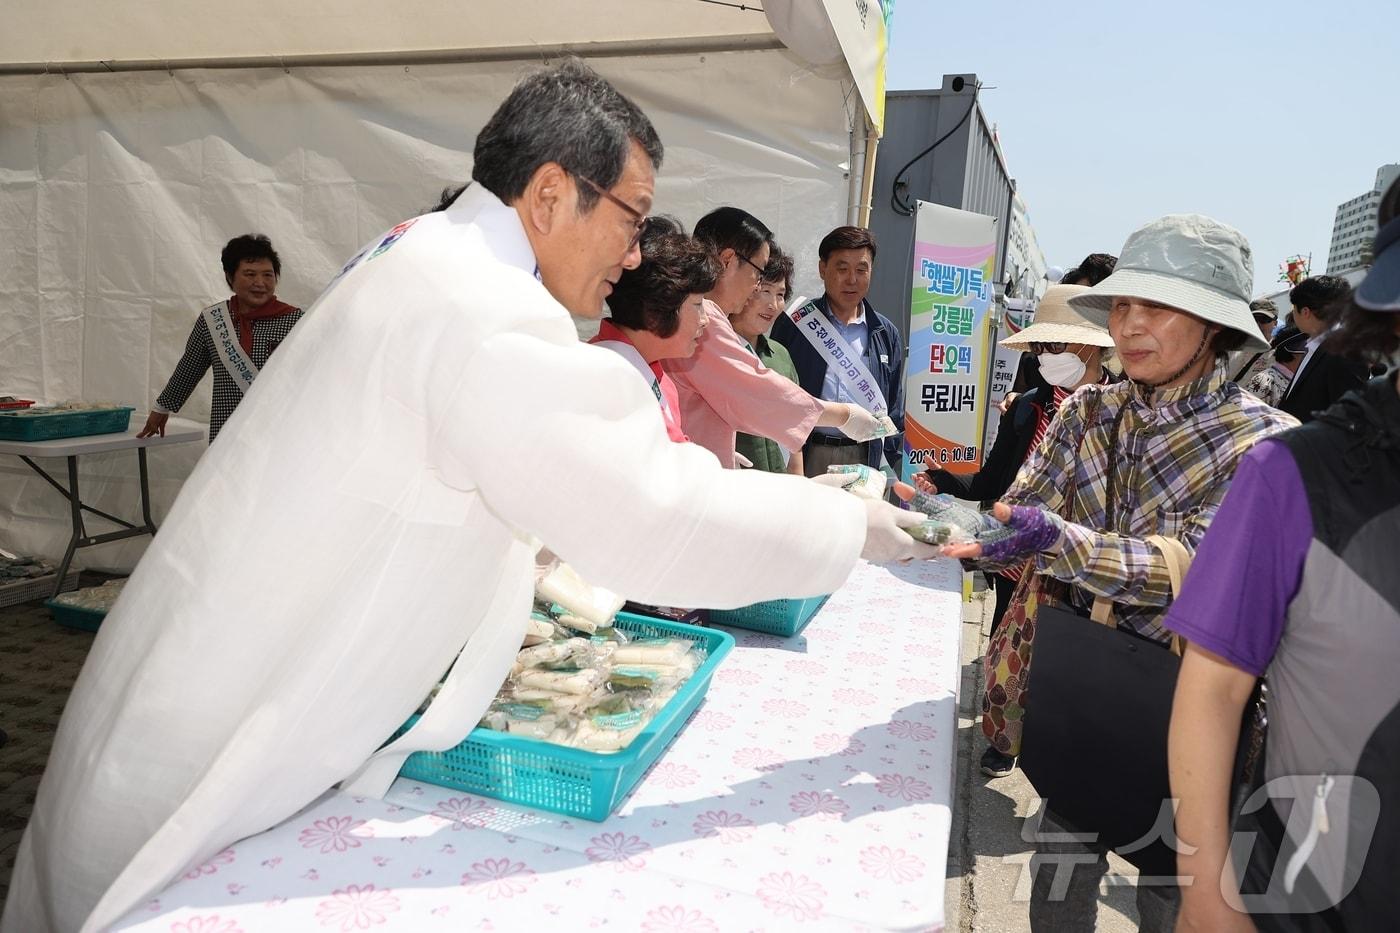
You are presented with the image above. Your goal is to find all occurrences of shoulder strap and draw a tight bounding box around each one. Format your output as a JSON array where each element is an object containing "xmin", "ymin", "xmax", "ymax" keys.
[
  {"xmin": 1144, "ymin": 534, "xmax": 1193, "ymax": 597},
  {"xmin": 1061, "ymin": 388, "xmax": 1102, "ymax": 524},
  {"xmin": 1093, "ymin": 534, "xmax": 1192, "ymax": 655}
]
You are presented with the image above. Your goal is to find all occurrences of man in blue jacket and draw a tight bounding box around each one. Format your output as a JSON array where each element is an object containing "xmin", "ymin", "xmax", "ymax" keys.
[{"xmin": 772, "ymin": 226, "xmax": 905, "ymax": 477}]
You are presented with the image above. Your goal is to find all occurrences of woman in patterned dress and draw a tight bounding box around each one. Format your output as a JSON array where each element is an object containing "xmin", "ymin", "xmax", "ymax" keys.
[{"xmin": 138, "ymin": 234, "xmax": 303, "ymax": 443}]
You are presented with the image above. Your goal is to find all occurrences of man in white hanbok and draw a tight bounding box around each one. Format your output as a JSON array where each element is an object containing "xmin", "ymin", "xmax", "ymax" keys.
[{"xmin": 4, "ymin": 61, "xmax": 936, "ymax": 932}]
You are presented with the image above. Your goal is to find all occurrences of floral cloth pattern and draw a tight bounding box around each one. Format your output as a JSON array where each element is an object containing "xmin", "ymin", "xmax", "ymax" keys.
[
  {"xmin": 114, "ymin": 560, "xmax": 961, "ymax": 932},
  {"xmin": 459, "ymin": 857, "xmax": 536, "ymax": 900},
  {"xmin": 315, "ymin": 884, "xmax": 400, "ymax": 931}
]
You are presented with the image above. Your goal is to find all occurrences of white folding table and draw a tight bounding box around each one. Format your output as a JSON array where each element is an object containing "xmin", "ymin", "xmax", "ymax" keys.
[
  {"xmin": 0, "ymin": 413, "xmax": 205, "ymax": 594},
  {"xmin": 113, "ymin": 559, "xmax": 966, "ymax": 932}
]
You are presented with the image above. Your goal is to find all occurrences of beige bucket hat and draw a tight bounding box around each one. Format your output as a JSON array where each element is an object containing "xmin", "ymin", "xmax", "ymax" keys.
[
  {"xmin": 1068, "ymin": 213, "xmax": 1269, "ymax": 351},
  {"xmin": 1000, "ymin": 284, "xmax": 1114, "ymax": 349}
]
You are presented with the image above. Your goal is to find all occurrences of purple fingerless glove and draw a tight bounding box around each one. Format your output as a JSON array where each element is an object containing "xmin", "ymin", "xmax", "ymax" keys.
[{"xmin": 974, "ymin": 505, "xmax": 1063, "ymax": 563}]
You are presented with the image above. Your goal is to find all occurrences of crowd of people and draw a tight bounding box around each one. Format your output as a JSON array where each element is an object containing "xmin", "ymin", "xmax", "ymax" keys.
[
  {"xmin": 5, "ymin": 56, "xmax": 1397, "ymax": 933},
  {"xmin": 913, "ymin": 200, "xmax": 1398, "ymax": 930}
]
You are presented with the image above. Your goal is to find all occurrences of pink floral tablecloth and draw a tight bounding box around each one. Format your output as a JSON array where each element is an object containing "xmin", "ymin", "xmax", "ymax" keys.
[{"xmin": 114, "ymin": 558, "xmax": 964, "ymax": 932}]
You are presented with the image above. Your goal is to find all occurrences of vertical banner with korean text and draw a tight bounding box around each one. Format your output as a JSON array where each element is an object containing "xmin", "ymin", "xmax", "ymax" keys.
[
  {"xmin": 903, "ymin": 201, "xmax": 997, "ymax": 482},
  {"xmin": 983, "ymin": 295, "xmax": 1037, "ymax": 452}
]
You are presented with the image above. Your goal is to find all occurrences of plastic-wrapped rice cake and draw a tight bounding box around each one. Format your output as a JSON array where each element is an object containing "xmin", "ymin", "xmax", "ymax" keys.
[{"xmin": 477, "ymin": 599, "xmax": 705, "ymax": 753}]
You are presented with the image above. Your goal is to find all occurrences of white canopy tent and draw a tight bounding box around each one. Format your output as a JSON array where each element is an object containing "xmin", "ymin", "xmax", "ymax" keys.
[{"xmin": 0, "ymin": 0, "xmax": 888, "ymax": 571}]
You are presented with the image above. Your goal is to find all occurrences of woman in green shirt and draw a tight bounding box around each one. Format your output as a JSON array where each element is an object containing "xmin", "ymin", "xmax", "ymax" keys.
[{"xmin": 730, "ymin": 247, "xmax": 805, "ymax": 475}]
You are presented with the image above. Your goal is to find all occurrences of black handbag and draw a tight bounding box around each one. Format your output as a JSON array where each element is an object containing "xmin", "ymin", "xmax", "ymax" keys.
[
  {"xmin": 1020, "ymin": 600, "xmax": 1184, "ymax": 877},
  {"xmin": 1022, "ymin": 605, "xmax": 1268, "ymax": 879}
]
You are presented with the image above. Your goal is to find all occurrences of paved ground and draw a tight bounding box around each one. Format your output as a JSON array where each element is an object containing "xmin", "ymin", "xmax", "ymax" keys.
[{"xmin": 947, "ymin": 579, "xmax": 1142, "ymax": 932}]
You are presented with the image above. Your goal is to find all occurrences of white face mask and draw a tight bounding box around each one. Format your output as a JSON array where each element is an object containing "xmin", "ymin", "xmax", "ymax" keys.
[{"xmin": 1038, "ymin": 350, "xmax": 1087, "ymax": 388}]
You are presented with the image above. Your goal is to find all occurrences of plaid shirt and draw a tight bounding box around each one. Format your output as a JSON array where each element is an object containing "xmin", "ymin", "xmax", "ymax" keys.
[{"xmin": 997, "ymin": 362, "xmax": 1298, "ymax": 642}]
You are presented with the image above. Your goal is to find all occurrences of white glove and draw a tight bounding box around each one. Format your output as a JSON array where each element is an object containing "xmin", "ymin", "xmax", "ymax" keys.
[
  {"xmin": 733, "ymin": 450, "xmax": 754, "ymax": 469},
  {"xmin": 839, "ymin": 405, "xmax": 897, "ymax": 443},
  {"xmin": 859, "ymin": 499, "xmax": 943, "ymax": 563},
  {"xmin": 810, "ymin": 464, "xmax": 887, "ymax": 501},
  {"xmin": 812, "ymin": 472, "xmax": 855, "ymax": 490}
]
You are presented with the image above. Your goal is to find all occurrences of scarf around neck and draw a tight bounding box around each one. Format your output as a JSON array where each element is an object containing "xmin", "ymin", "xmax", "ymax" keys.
[{"xmin": 229, "ymin": 295, "xmax": 298, "ymax": 354}]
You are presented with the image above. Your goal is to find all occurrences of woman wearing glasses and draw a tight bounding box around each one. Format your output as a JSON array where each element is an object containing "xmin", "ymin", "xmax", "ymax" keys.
[
  {"xmin": 665, "ymin": 206, "xmax": 894, "ymax": 469},
  {"xmin": 591, "ymin": 218, "xmax": 721, "ymax": 443},
  {"xmin": 917, "ymin": 283, "xmax": 1115, "ymax": 777}
]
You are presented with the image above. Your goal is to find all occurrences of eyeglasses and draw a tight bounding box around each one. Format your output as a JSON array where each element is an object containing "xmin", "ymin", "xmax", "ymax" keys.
[
  {"xmin": 576, "ymin": 176, "xmax": 648, "ymax": 249},
  {"xmin": 736, "ymin": 253, "xmax": 766, "ymax": 279},
  {"xmin": 1030, "ymin": 342, "xmax": 1069, "ymax": 354}
]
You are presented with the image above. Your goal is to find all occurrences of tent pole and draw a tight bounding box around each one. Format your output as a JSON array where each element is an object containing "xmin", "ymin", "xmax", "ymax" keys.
[
  {"xmin": 857, "ymin": 118, "xmax": 880, "ymax": 228},
  {"xmin": 846, "ymin": 117, "xmax": 868, "ymax": 227},
  {"xmin": 0, "ymin": 34, "xmax": 784, "ymax": 76}
]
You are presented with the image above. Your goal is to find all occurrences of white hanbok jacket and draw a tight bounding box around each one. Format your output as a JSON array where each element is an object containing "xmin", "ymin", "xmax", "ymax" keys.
[{"xmin": 2, "ymin": 184, "xmax": 866, "ymax": 932}]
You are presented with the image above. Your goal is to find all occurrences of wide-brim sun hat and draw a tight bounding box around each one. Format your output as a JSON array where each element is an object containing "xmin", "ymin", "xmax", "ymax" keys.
[
  {"xmin": 1068, "ymin": 213, "xmax": 1270, "ymax": 352},
  {"xmin": 1000, "ymin": 284, "xmax": 1114, "ymax": 349}
]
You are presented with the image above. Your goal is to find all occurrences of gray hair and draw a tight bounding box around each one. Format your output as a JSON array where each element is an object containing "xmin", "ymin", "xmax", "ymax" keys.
[{"xmin": 470, "ymin": 59, "xmax": 662, "ymax": 212}]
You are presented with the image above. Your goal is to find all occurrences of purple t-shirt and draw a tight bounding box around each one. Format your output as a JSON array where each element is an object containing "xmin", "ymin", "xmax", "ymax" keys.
[{"xmin": 1163, "ymin": 440, "xmax": 1312, "ymax": 676}]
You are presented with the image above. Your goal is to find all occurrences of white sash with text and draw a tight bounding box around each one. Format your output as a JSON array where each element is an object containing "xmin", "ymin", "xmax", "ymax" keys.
[
  {"xmin": 785, "ymin": 296, "xmax": 888, "ymax": 414},
  {"xmin": 201, "ymin": 301, "xmax": 259, "ymax": 394}
]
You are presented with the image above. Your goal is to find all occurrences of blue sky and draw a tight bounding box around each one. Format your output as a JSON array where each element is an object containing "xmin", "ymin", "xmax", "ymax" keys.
[{"xmin": 884, "ymin": 0, "xmax": 1400, "ymax": 294}]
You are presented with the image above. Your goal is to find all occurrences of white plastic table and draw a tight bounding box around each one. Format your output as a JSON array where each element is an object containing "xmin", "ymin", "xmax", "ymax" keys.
[
  {"xmin": 114, "ymin": 558, "xmax": 965, "ymax": 932},
  {"xmin": 0, "ymin": 413, "xmax": 204, "ymax": 594}
]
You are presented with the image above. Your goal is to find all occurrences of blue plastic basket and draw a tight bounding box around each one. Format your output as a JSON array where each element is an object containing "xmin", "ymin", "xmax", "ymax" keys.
[
  {"xmin": 0, "ymin": 407, "xmax": 133, "ymax": 442},
  {"xmin": 44, "ymin": 599, "xmax": 106, "ymax": 632},
  {"xmin": 708, "ymin": 594, "xmax": 831, "ymax": 638},
  {"xmin": 397, "ymin": 612, "xmax": 734, "ymax": 821}
]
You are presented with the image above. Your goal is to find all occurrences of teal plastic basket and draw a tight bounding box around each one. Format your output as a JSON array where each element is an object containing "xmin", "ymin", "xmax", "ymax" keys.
[
  {"xmin": 44, "ymin": 599, "xmax": 106, "ymax": 632},
  {"xmin": 397, "ymin": 612, "xmax": 734, "ymax": 821},
  {"xmin": 708, "ymin": 594, "xmax": 831, "ymax": 637},
  {"xmin": 0, "ymin": 407, "xmax": 133, "ymax": 442}
]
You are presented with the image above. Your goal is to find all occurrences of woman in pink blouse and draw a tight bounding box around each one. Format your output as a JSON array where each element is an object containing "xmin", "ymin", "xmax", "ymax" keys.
[{"xmin": 664, "ymin": 207, "xmax": 894, "ymax": 467}]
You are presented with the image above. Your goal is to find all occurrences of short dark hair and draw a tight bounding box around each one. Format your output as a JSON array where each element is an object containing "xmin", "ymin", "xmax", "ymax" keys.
[
  {"xmin": 221, "ymin": 234, "xmax": 280, "ymax": 280},
  {"xmin": 1211, "ymin": 327, "xmax": 1248, "ymax": 355},
  {"xmin": 692, "ymin": 207, "xmax": 771, "ymax": 262},
  {"xmin": 605, "ymin": 220, "xmax": 721, "ymax": 339},
  {"xmin": 1326, "ymin": 178, "xmax": 1400, "ymax": 363},
  {"xmin": 637, "ymin": 214, "xmax": 684, "ymax": 238},
  {"xmin": 762, "ymin": 246, "xmax": 795, "ymax": 300},
  {"xmin": 470, "ymin": 59, "xmax": 662, "ymax": 212},
  {"xmin": 818, "ymin": 226, "xmax": 877, "ymax": 262},
  {"xmin": 1074, "ymin": 253, "xmax": 1117, "ymax": 286},
  {"xmin": 1289, "ymin": 275, "xmax": 1353, "ymax": 323}
]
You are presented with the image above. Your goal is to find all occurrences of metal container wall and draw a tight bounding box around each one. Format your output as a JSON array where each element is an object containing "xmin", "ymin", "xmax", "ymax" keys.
[{"xmin": 867, "ymin": 74, "xmax": 1014, "ymax": 342}]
